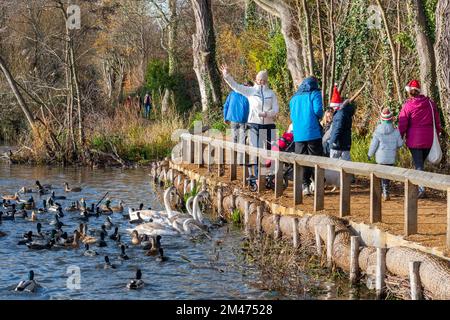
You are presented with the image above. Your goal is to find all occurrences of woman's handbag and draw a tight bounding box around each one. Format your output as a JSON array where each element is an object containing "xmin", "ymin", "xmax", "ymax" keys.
[{"xmin": 426, "ymin": 100, "xmax": 442, "ymax": 165}]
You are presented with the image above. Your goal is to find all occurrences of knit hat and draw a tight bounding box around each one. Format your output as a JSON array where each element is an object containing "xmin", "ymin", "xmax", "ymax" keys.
[
  {"xmin": 380, "ymin": 108, "xmax": 393, "ymax": 122},
  {"xmin": 256, "ymin": 70, "xmax": 268, "ymax": 82},
  {"xmin": 405, "ymin": 79, "xmax": 421, "ymax": 93},
  {"xmin": 330, "ymin": 84, "xmax": 343, "ymax": 109}
]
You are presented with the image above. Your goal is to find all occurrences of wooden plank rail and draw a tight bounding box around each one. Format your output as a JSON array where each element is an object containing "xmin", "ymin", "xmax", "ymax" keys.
[{"xmin": 179, "ymin": 133, "xmax": 450, "ymax": 248}]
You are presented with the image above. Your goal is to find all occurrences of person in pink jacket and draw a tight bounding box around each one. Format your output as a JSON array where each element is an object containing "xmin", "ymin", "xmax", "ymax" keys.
[{"xmin": 398, "ymin": 80, "xmax": 441, "ymax": 198}]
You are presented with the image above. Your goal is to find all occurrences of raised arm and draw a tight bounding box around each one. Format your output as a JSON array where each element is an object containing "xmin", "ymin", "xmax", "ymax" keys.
[{"xmin": 220, "ymin": 64, "xmax": 254, "ymax": 98}]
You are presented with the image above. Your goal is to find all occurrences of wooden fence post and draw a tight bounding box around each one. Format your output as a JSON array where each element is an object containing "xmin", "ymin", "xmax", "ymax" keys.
[
  {"xmin": 189, "ymin": 137, "xmax": 195, "ymax": 164},
  {"xmin": 409, "ymin": 261, "xmax": 422, "ymax": 300},
  {"xmin": 196, "ymin": 141, "xmax": 203, "ymax": 168},
  {"xmin": 405, "ymin": 179, "xmax": 418, "ymax": 236},
  {"xmin": 275, "ymin": 160, "xmax": 284, "ymax": 198},
  {"xmin": 257, "ymin": 159, "xmax": 265, "ymax": 193},
  {"xmin": 293, "ymin": 164, "xmax": 304, "ymax": 206},
  {"xmin": 370, "ymin": 173, "xmax": 382, "ymax": 223},
  {"xmin": 340, "ymin": 168, "xmax": 351, "ymax": 217},
  {"xmin": 327, "ymin": 224, "xmax": 335, "ymax": 268},
  {"xmin": 314, "ymin": 165, "xmax": 325, "ymax": 212},
  {"xmin": 230, "ymin": 147, "xmax": 237, "ymax": 181},
  {"xmin": 206, "ymin": 143, "xmax": 212, "ymax": 172},
  {"xmin": 376, "ymin": 247, "xmax": 387, "ymax": 299},
  {"xmin": 217, "ymin": 145, "xmax": 224, "ymax": 177},
  {"xmin": 243, "ymin": 152, "xmax": 249, "ymax": 186},
  {"xmin": 350, "ymin": 236, "xmax": 360, "ymax": 284}
]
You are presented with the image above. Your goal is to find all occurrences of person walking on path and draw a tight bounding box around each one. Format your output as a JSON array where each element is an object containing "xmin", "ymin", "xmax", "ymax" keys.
[
  {"xmin": 368, "ymin": 108, "xmax": 403, "ymax": 201},
  {"xmin": 321, "ymin": 107, "xmax": 334, "ymax": 157},
  {"xmin": 328, "ymin": 85, "xmax": 355, "ymax": 161},
  {"xmin": 143, "ymin": 92, "xmax": 152, "ymax": 119},
  {"xmin": 223, "ymin": 82, "xmax": 252, "ymax": 164},
  {"xmin": 398, "ymin": 79, "xmax": 441, "ymax": 198},
  {"xmin": 220, "ymin": 65, "xmax": 279, "ymax": 179},
  {"xmin": 289, "ymin": 76, "xmax": 323, "ymax": 196}
]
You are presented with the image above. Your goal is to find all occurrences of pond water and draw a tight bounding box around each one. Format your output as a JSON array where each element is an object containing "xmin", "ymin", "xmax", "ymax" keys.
[{"xmin": 0, "ymin": 162, "xmax": 374, "ymax": 300}]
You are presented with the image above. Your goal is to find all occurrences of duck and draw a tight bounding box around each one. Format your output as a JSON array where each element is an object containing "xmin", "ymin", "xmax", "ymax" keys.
[
  {"xmin": 15, "ymin": 271, "xmax": 38, "ymax": 293},
  {"xmin": 26, "ymin": 238, "xmax": 55, "ymax": 250},
  {"xmin": 50, "ymin": 214, "xmax": 64, "ymax": 227},
  {"xmin": 156, "ymin": 248, "xmax": 168, "ymax": 262},
  {"xmin": 64, "ymin": 230, "xmax": 81, "ymax": 248},
  {"xmin": 110, "ymin": 200, "xmax": 124, "ymax": 213},
  {"xmin": 115, "ymin": 234, "xmax": 128, "ymax": 248},
  {"xmin": 119, "ymin": 245, "xmax": 129, "ymax": 260},
  {"xmin": 126, "ymin": 269, "xmax": 144, "ymax": 290},
  {"xmin": 18, "ymin": 231, "xmax": 33, "ymax": 245},
  {"xmin": 103, "ymin": 256, "xmax": 116, "ymax": 269},
  {"xmin": 65, "ymin": 201, "xmax": 80, "ymax": 212},
  {"xmin": 35, "ymin": 180, "xmax": 51, "ymax": 192},
  {"xmin": 139, "ymin": 234, "xmax": 152, "ymax": 250},
  {"xmin": 50, "ymin": 191, "xmax": 66, "ymax": 201},
  {"xmin": 2, "ymin": 199, "xmax": 12, "ymax": 210},
  {"xmin": 0, "ymin": 211, "xmax": 14, "ymax": 221},
  {"xmin": 97, "ymin": 232, "xmax": 107, "ymax": 247},
  {"xmin": 109, "ymin": 227, "xmax": 119, "ymax": 241},
  {"xmin": 34, "ymin": 223, "xmax": 46, "ymax": 239},
  {"xmin": 13, "ymin": 208, "xmax": 28, "ymax": 219},
  {"xmin": 99, "ymin": 199, "xmax": 113, "ymax": 215},
  {"xmin": 104, "ymin": 216, "xmax": 114, "ymax": 230},
  {"xmin": 0, "ymin": 230, "xmax": 6, "ymax": 237},
  {"xmin": 37, "ymin": 199, "xmax": 47, "ymax": 213},
  {"xmin": 19, "ymin": 187, "xmax": 33, "ymax": 194},
  {"xmin": 24, "ymin": 196, "xmax": 35, "ymax": 210},
  {"xmin": 64, "ymin": 182, "xmax": 82, "ymax": 192},
  {"xmin": 145, "ymin": 236, "xmax": 161, "ymax": 256},
  {"xmin": 2, "ymin": 192, "xmax": 19, "ymax": 201},
  {"xmin": 83, "ymin": 243, "xmax": 98, "ymax": 257},
  {"xmin": 26, "ymin": 211, "xmax": 38, "ymax": 222},
  {"xmin": 130, "ymin": 230, "xmax": 141, "ymax": 245},
  {"xmin": 90, "ymin": 224, "xmax": 108, "ymax": 237}
]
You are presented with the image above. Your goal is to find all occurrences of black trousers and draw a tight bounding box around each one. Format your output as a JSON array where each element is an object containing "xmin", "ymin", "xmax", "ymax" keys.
[{"xmin": 295, "ymin": 139, "xmax": 323, "ymax": 186}]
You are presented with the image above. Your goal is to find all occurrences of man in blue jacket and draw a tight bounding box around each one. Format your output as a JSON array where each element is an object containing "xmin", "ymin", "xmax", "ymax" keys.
[
  {"xmin": 223, "ymin": 81, "xmax": 251, "ymax": 163},
  {"xmin": 289, "ymin": 77, "xmax": 324, "ymax": 195}
]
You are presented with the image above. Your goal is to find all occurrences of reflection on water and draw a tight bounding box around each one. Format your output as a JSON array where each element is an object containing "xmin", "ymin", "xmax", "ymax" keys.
[{"xmin": 0, "ymin": 163, "xmax": 374, "ymax": 300}]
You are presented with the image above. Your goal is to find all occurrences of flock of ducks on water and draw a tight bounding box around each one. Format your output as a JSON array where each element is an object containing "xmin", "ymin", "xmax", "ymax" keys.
[{"xmin": 0, "ymin": 180, "xmax": 213, "ymax": 292}]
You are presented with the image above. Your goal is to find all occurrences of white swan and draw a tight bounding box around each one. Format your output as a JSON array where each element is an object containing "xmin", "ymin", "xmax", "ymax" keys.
[{"xmin": 127, "ymin": 221, "xmax": 179, "ymax": 237}]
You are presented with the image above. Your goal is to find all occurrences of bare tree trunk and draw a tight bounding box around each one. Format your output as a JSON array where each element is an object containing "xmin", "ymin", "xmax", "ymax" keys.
[
  {"xmin": 407, "ymin": 0, "xmax": 438, "ymax": 100},
  {"xmin": 328, "ymin": 0, "xmax": 336, "ymax": 103},
  {"xmin": 162, "ymin": 0, "xmax": 179, "ymax": 113},
  {"xmin": 254, "ymin": 0, "xmax": 305, "ymax": 86},
  {"xmin": 434, "ymin": 0, "xmax": 450, "ymax": 156},
  {"xmin": 191, "ymin": 0, "xmax": 222, "ymax": 113},
  {"xmin": 376, "ymin": 0, "xmax": 403, "ymax": 103},
  {"xmin": 301, "ymin": 0, "xmax": 314, "ymax": 76},
  {"xmin": 316, "ymin": 0, "xmax": 327, "ymax": 103},
  {"xmin": 0, "ymin": 55, "xmax": 36, "ymax": 131}
]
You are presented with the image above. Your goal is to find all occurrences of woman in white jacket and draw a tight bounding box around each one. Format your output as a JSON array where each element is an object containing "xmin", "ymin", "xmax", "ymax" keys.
[{"xmin": 220, "ymin": 65, "xmax": 279, "ymax": 178}]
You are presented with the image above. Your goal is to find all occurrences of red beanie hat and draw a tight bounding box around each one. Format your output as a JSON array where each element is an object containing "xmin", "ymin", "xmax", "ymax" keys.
[
  {"xmin": 330, "ymin": 84, "xmax": 343, "ymax": 109},
  {"xmin": 405, "ymin": 80, "xmax": 421, "ymax": 93}
]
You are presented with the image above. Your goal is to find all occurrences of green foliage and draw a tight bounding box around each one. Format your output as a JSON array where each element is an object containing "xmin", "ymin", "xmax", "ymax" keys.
[
  {"xmin": 351, "ymin": 134, "xmax": 373, "ymax": 164},
  {"xmin": 231, "ymin": 208, "xmax": 241, "ymax": 225},
  {"xmin": 394, "ymin": 32, "xmax": 415, "ymax": 51},
  {"xmin": 145, "ymin": 59, "xmax": 170, "ymax": 92},
  {"xmin": 183, "ymin": 182, "xmax": 199, "ymax": 204},
  {"xmin": 247, "ymin": 27, "xmax": 292, "ymax": 112},
  {"xmin": 423, "ymin": 0, "xmax": 438, "ymax": 41}
]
